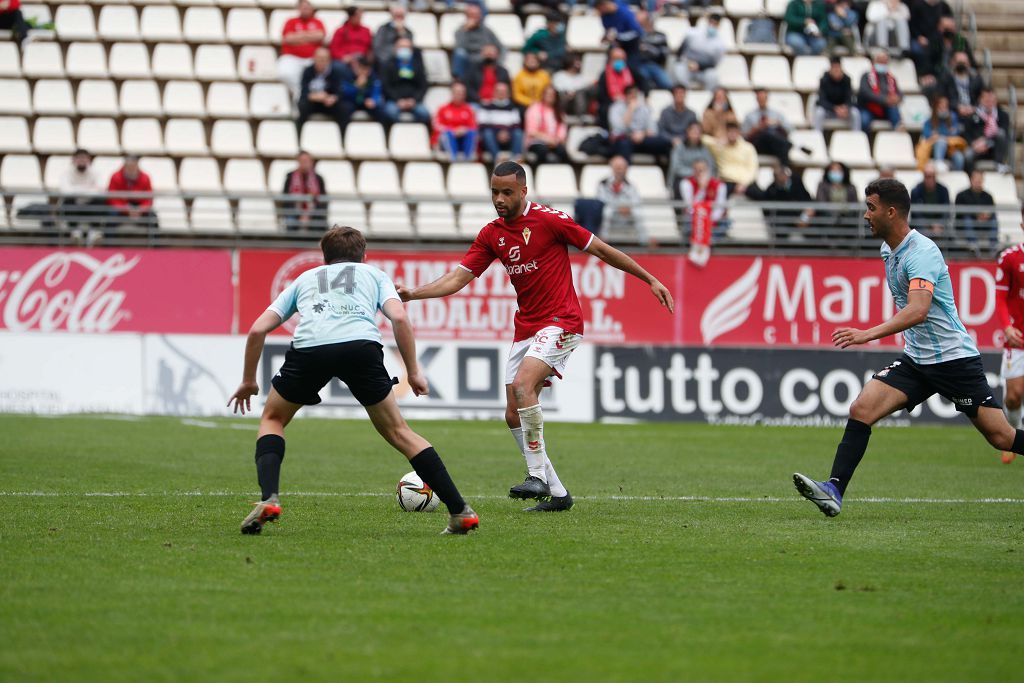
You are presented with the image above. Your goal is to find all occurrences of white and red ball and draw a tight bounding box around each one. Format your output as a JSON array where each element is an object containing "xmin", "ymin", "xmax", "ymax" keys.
[{"xmin": 396, "ymin": 471, "xmax": 440, "ymax": 512}]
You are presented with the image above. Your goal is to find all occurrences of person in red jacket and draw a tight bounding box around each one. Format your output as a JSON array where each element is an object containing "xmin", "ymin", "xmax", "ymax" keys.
[
  {"xmin": 107, "ymin": 156, "xmax": 157, "ymax": 233},
  {"xmin": 277, "ymin": 0, "xmax": 326, "ymax": 100},
  {"xmin": 434, "ymin": 82, "xmax": 478, "ymax": 162},
  {"xmin": 0, "ymin": 0, "xmax": 30, "ymax": 46},
  {"xmin": 329, "ymin": 7, "xmax": 371, "ymax": 80}
]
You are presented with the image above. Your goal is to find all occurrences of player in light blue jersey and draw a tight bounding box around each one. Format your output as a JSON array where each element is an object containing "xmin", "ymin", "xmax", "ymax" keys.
[
  {"xmin": 228, "ymin": 226, "xmax": 479, "ymax": 535},
  {"xmin": 793, "ymin": 178, "xmax": 1024, "ymax": 516}
]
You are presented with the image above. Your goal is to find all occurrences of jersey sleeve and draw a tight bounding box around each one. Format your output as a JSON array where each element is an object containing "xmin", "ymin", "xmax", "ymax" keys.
[
  {"xmin": 996, "ymin": 251, "xmax": 1012, "ymax": 326},
  {"xmin": 547, "ymin": 208, "xmax": 594, "ymax": 251},
  {"xmin": 268, "ymin": 281, "xmax": 299, "ymax": 320},
  {"xmin": 377, "ymin": 271, "xmax": 400, "ymax": 311},
  {"xmin": 459, "ymin": 227, "xmax": 496, "ymax": 277},
  {"xmin": 902, "ymin": 245, "xmax": 943, "ymax": 287}
]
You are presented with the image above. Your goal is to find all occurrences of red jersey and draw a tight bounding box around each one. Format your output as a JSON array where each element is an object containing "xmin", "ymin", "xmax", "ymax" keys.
[
  {"xmin": 107, "ymin": 168, "xmax": 153, "ymax": 211},
  {"xmin": 459, "ymin": 201, "xmax": 595, "ymax": 341},
  {"xmin": 996, "ymin": 243, "xmax": 1024, "ymax": 346},
  {"xmin": 281, "ymin": 17, "xmax": 325, "ymax": 59},
  {"xmin": 329, "ymin": 22, "xmax": 372, "ymax": 61}
]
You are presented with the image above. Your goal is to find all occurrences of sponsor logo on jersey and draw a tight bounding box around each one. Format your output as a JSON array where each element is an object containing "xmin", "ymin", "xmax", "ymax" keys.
[
  {"xmin": 508, "ymin": 246, "xmax": 521, "ymax": 263},
  {"xmin": 506, "ymin": 260, "xmax": 539, "ymax": 276}
]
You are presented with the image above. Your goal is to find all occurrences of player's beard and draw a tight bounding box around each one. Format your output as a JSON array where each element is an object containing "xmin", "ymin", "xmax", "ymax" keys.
[{"xmin": 497, "ymin": 198, "xmax": 522, "ymax": 220}]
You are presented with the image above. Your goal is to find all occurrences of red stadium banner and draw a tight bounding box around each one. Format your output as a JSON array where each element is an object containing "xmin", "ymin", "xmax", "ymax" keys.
[{"xmin": 0, "ymin": 247, "xmax": 233, "ymax": 334}]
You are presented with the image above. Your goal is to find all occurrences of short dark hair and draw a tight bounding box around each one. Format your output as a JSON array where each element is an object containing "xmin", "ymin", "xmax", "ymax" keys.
[
  {"xmin": 865, "ymin": 178, "xmax": 910, "ymax": 218},
  {"xmin": 492, "ymin": 161, "xmax": 526, "ymax": 184},
  {"xmin": 73, "ymin": 148, "xmax": 91, "ymax": 157},
  {"xmin": 320, "ymin": 225, "xmax": 366, "ymax": 263},
  {"xmin": 829, "ymin": 55, "xmax": 841, "ymax": 66},
  {"xmin": 708, "ymin": 12, "xmax": 722, "ymax": 22},
  {"xmin": 672, "ymin": 84, "xmax": 687, "ymax": 93}
]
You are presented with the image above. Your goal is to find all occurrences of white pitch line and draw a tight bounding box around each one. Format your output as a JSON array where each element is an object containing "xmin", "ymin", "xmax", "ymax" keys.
[{"xmin": 1, "ymin": 491, "xmax": 1023, "ymax": 504}]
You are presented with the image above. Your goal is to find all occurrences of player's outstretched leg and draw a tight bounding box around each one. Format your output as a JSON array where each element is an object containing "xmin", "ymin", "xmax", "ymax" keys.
[
  {"xmin": 508, "ymin": 425, "xmax": 573, "ymax": 511},
  {"xmin": 241, "ymin": 389, "xmax": 301, "ymax": 534},
  {"xmin": 970, "ymin": 405, "xmax": 1024, "ymax": 469}
]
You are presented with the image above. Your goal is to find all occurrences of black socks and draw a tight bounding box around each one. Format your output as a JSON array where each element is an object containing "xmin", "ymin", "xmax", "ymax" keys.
[
  {"xmin": 254, "ymin": 434, "xmax": 285, "ymax": 502},
  {"xmin": 1012, "ymin": 429, "xmax": 1024, "ymax": 455},
  {"xmin": 829, "ymin": 419, "xmax": 872, "ymax": 496},
  {"xmin": 410, "ymin": 447, "xmax": 466, "ymax": 515}
]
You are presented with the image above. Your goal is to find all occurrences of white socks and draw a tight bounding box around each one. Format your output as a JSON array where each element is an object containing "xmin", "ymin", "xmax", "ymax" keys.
[
  {"xmin": 1006, "ymin": 405, "xmax": 1022, "ymax": 429},
  {"xmin": 510, "ymin": 419, "xmax": 568, "ymax": 498}
]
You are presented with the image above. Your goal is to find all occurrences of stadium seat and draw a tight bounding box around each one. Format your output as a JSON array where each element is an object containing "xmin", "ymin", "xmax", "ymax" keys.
[
  {"xmin": 0, "ymin": 43, "xmax": 21, "ymax": 77},
  {"xmin": 579, "ymin": 52, "xmax": 605, "ymax": 84},
  {"xmin": 153, "ymin": 196, "xmax": 189, "ymax": 233},
  {"xmin": 317, "ymin": 160, "xmax": 357, "ymax": 196},
  {"xmin": 840, "ymin": 56, "xmax": 871, "ymax": 88},
  {"xmin": 503, "ymin": 50, "xmax": 523, "ymax": 78},
  {"xmin": 195, "ymin": 45, "xmax": 238, "ymax": 80},
  {"xmin": 579, "ymin": 164, "xmax": 610, "ymax": 197},
  {"xmin": 0, "ymin": 154, "xmax": 42, "ymax": 190},
  {"xmin": 65, "ymin": 43, "xmax": 107, "ymax": 80},
  {"xmin": 165, "ymin": 118, "xmax": 210, "ymax": 155},
  {"xmin": 98, "ymin": 6, "xmax": 139, "ymax": 41},
  {"xmin": 765, "ymin": 0, "xmax": 788, "ymax": 16},
  {"xmin": 91, "ymin": 156, "xmax": 122, "ymax": 185},
  {"xmin": 895, "ymin": 170, "xmax": 923, "ymax": 191},
  {"xmin": 438, "ymin": 13, "xmax": 461, "ymax": 49},
  {"xmin": 250, "ymin": 82, "xmax": 292, "ymax": 118},
  {"xmin": 627, "ymin": 166, "xmax": 668, "ymax": 199},
  {"xmin": 937, "ymin": 171, "xmax": 969, "ymax": 197},
  {"xmin": 801, "ymin": 167, "xmax": 824, "ymax": 196},
  {"xmin": 415, "ymin": 203, "xmax": 459, "ymax": 239},
  {"xmin": 153, "ymin": 44, "xmax": 195, "ymax": 80},
  {"xmin": 829, "ymin": 130, "xmax": 874, "ymax": 168},
  {"xmin": 77, "ymin": 80, "xmax": 119, "ymax": 117},
  {"xmin": 298, "ymin": 120, "xmax": 342, "ymax": 158},
  {"xmin": 238, "ymin": 45, "xmax": 280, "ymax": 82},
  {"xmin": 645, "ymin": 89, "xmax": 672, "ymax": 120},
  {"xmin": 566, "ymin": 15, "xmax": 603, "ymax": 51},
  {"xmin": 211, "ymin": 120, "xmax": 255, "ymax": 157},
  {"xmin": 984, "ymin": 172, "xmax": 1019, "ymax": 204},
  {"xmin": 0, "ymin": 117, "xmax": 32, "ymax": 153},
  {"xmin": 267, "ymin": 8, "xmax": 295, "ymax": 42},
  {"xmin": 183, "ymin": 7, "xmax": 226, "ymax": 43},
  {"xmin": 55, "ymin": 5, "xmax": 97, "ymax": 41},
  {"xmin": 567, "ymin": 125, "xmax": 606, "ymax": 163},
  {"xmin": 891, "ymin": 59, "xmax": 920, "ymax": 94},
  {"xmin": 724, "ymin": 0, "xmax": 764, "ymax": 17},
  {"xmin": 121, "ymin": 118, "xmax": 165, "ymax": 155},
  {"xmin": 401, "ymin": 161, "xmax": 447, "ymax": 198},
  {"xmin": 207, "ymin": 81, "xmax": 250, "ymax": 118},
  {"xmin": 770, "ymin": 91, "xmax": 807, "ymax": 128},
  {"xmin": 10, "ymin": 194, "xmax": 50, "ymax": 229},
  {"xmin": 224, "ymin": 158, "xmax": 268, "ymax": 193},
  {"xmin": 388, "ymin": 123, "xmax": 432, "ymax": 161},
  {"xmin": 694, "ymin": 15, "xmax": 736, "ymax": 50},
  {"xmin": 484, "ymin": 14, "xmax": 524, "ymax": 49},
  {"xmin": 120, "ymin": 80, "xmax": 163, "ymax": 117},
  {"xmin": 899, "ymin": 94, "xmax": 931, "ymax": 132},
  {"xmin": 140, "ymin": 6, "xmax": 183, "ymax": 42},
  {"xmin": 872, "ymin": 131, "xmax": 916, "ymax": 169},
  {"xmin": 43, "ymin": 155, "xmax": 71, "ymax": 191},
  {"xmin": 356, "ymin": 161, "xmax": 401, "ymax": 198},
  {"xmin": 344, "ymin": 122, "xmax": 388, "ymax": 160},
  {"xmin": 457, "ymin": 202, "xmax": 495, "ymax": 236},
  {"xmin": 368, "ymin": 201, "xmax": 414, "ymax": 237},
  {"xmin": 686, "ymin": 89, "xmax": 712, "ymax": 115},
  {"xmin": 163, "ymin": 81, "xmax": 206, "ymax": 117},
  {"xmin": 257, "ymin": 120, "xmax": 299, "ymax": 157},
  {"xmin": 423, "ymin": 86, "xmax": 450, "ymax": 116},
  {"xmin": 0, "ymin": 79, "xmax": 31, "ymax": 115},
  {"xmin": 788, "ymin": 129, "xmax": 828, "ymax": 166},
  {"xmin": 727, "ymin": 91, "xmax": 757, "ymax": 122},
  {"xmin": 654, "ymin": 16, "xmax": 689, "ymax": 52},
  {"xmin": 446, "ymin": 162, "xmax": 489, "ymax": 201},
  {"xmin": 849, "ymin": 169, "xmax": 878, "ymax": 199},
  {"xmin": 792, "ymin": 55, "xmax": 829, "ymax": 92},
  {"xmin": 109, "ymin": 43, "xmax": 152, "ymax": 80},
  {"xmin": 750, "ymin": 55, "xmax": 793, "ymax": 90},
  {"xmin": 267, "ymin": 159, "xmax": 292, "ymax": 194},
  {"xmin": 645, "ymin": 205, "xmax": 680, "ymax": 242},
  {"xmin": 736, "ymin": 18, "xmax": 781, "ymax": 54},
  {"xmin": 190, "ymin": 197, "xmax": 235, "ymax": 232},
  {"xmin": 77, "ymin": 118, "xmax": 122, "ymax": 156},
  {"xmin": 226, "ymin": 8, "xmax": 268, "ymax": 43},
  {"xmin": 717, "ymin": 55, "xmax": 751, "ymax": 90},
  {"xmin": 140, "ymin": 156, "xmax": 179, "ymax": 192},
  {"xmin": 32, "ymin": 79, "xmax": 75, "ymax": 116},
  {"xmin": 423, "ymin": 49, "xmax": 452, "ymax": 84},
  {"xmin": 329, "ymin": 199, "xmax": 367, "ymax": 229},
  {"xmin": 178, "ymin": 157, "xmax": 223, "ymax": 192},
  {"xmin": 22, "ymin": 42, "xmax": 64, "ymax": 78},
  {"xmin": 533, "ymin": 164, "xmax": 578, "ymax": 200},
  {"xmin": 237, "ymin": 198, "xmax": 280, "ymax": 233},
  {"xmin": 33, "ymin": 117, "xmax": 76, "ymax": 154},
  {"xmin": 407, "ymin": 12, "xmax": 439, "ymax": 49},
  {"xmin": 522, "ymin": 14, "xmax": 545, "ymax": 40}
]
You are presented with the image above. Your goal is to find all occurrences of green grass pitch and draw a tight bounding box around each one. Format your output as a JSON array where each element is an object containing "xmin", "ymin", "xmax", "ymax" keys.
[{"xmin": 2, "ymin": 413, "xmax": 1023, "ymax": 682}]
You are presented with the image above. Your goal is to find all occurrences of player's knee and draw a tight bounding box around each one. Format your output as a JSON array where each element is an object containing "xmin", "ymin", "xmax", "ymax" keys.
[
  {"xmin": 510, "ymin": 379, "xmax": 536, "ymax": 406},
  {"xmin": 1006, "ymin": 392, "xmax": 1022, "ymax": 410},
  {"xmin": 848, "ymin": 398, "xmax": 871, "ymax": 424},
  {"xmin": 504, "ymin": 405, "xmax": 519, "ymax": 427}
]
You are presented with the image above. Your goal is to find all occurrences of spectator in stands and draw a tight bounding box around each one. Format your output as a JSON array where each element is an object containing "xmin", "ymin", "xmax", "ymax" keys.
[
  {"xmin": 674, "ymin": 12, "xmax": 725, "ymax": 90},
  {"xmin": 744, "ymin": 11, "xmax": 779, "ymax": 49},
  {"xmin": 826, "ymin": 0, "xmax": 859, "ymax": 53},
  {"xmin": 596, "ymin": 156, "xmax": 650, "ymax": 245},
  {"xmin": 963, "ymin": 88, "xmax": 1010, "ymax": 174},
  {"xmin": 107, "ymin": 156, "xmax": 156, "ymax": 232},
  {"xmin": 524, "ymin": 85, "xmax": 569, "ymax": 163},
  {"xmin": 927, "ymin": 16, "xmax": 975, "ymax": 84},
  {"xmin": 297, "ymin": 47, "xmax": 347, "ymax": 134},
  {"xmin": 453, "ymin": 4, "xmax": 503, "ymax": 80},
  {"xmin": 277, "ymin": 0, "xmax": 327, "ymax": 101},
  {"xmin": 910, "ymin": 162, "xmax": 952, "ymax": 236},
  {"xmin": 595, "ymin": 46, "xmax": 636, "ymax": 129},
  {"xmin": 0, "ymin": 0, "xmax": 30, "ymax": 47},
  {"xmin": 372, "ymin": 6, "xmax": 414, "ymax": 69},
  {"xmin": 523, "ymin": 12, "xmax": 567, "ymax": 73},
  {"xmin": 552, "ymin": 52, "xmax": 592, "ymax": 118},
  {"xmin": 635, "ymin": 9, "xmax": 672, "ymax": 90},
  {"xmin": 915, "ymin": 94, "xmax": 965, "ymax": 170},
  {"xmin": 955, "ymin": 169, "xmax": 997, "ymax": 246},
  {"xmin": 757, "ymin": 163, "xmax": 813, "ymax": 239},
  {"xmin": 59, "ymin": 149, "xmax": 105, "ymax": 232},
  {"xmin": 434, "ymin": 82, "xmax": 478, "ymax": 162},
  {"xmin": 703, "ymin": 121, "xmax": 758, "ymax": 197},
  {"xmin": 908, "ymin": 0, "xmax": 952, "ymax": 65},
  {"xmin": 668, "ymin": 121, "xmax": 716, "ymax": 193},
  {"xmin": 329, "ymin": 8, "xmax": 372, "ymax": 80},
  {"xmin": 464, "ymin": 43, "xmax": 510, "ymax": 105},
  {"xmin": 784, "ymin": 0, "xmax": 828, "ymax": 55},
  {"xmin": 814, "ymin": 56, "xmax": 861, "ymax": 131},
  {"xmin": 597, "ymin": 0, "xmax": 645, "ymax": 81},
  {"xmin": 702, "ymin": 87, "xmax": 737, "ymax": 141},
  {"xmin": 941, "ymin": 51, "xmax": 983, "ymax": 121},
  {"xmin": 512, "ymin": 52, "xmax": 551, "ymax": 109},
  {"xmin": 658, "ymin": 85, "xmax": 698, "ymax": 147},
  {"xmin": 866, "ymin": 0, "xmax": 910, "ymax": 53},
  {"xmin": 742, "ymin": 88, "xmax": 793, "ymax": 164},
  {"xmin": 340, "ymin": 56, "xmax": 387, "ymax": 131},
  {"xmin": 608, "ymin": 85, "xmax": 672, "ymax": 163},
  {"xmin": 679, "ymin": 158, "xmax": 728, "ymax": 241},
  {"xmin": 281, "ymin": 151, "xmax": 326, "ymax": 232},
  {"xmin": 806, "ymin": 161, "xmax": 858, "ymax": 230},
  {"xmin": 381, "ymin": 38, "xmax": 431, "ymax": 127},
  {"xmin": 478, "ymin": 82, "xmax": 523, "ymax": 162},
  {"xmin": 857, "ymin": 50, "xmax": 903, "ymax": 132}
]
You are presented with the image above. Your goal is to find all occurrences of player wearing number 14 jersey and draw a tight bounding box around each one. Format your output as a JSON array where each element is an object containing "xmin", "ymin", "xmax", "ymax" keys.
[{"xmin": 398, "ymin": 162, "xmax": 674, "ymax": 510}]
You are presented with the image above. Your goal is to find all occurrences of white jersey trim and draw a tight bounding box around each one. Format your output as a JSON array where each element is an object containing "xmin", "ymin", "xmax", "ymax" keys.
[
  {"xmin": 457, "ymin": 263, "xmax": 475, "ymax": 276},
  {"xmin": 582, "ymin": 233, "xmax": 594, "ymax": 251}
]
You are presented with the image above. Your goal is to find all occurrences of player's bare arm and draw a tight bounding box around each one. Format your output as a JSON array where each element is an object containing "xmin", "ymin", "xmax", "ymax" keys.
[
  {"xmin": 397, "ymin": 267, "xmax": 475, "ymax": 302},
  {"xmin": 228, "ymin": 309, "xmax": 283, "ymax": 414},
  {"xmin": 833, "ymin": 286, "xmax": 932, "ymax": 349},
  {"xmin": 382, "ymin": 298, "xmax": 428, "ymax": 396},
  {"xmin": 585, "ymin": 236, "xmax": 675, "ymax": 313}
]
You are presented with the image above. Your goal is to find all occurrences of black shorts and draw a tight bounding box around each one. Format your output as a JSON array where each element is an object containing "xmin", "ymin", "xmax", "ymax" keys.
[
  {"xmin": 872, "ymin": 353, "xmax": 1000, "ymax": 417},
  {"xmin": 271, "ymin": 340, "xmax": 396, "ymax": 407}
]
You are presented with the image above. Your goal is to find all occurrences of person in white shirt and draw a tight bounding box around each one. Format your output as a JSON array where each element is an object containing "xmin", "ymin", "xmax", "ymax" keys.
[
  {"xmin": 595, "ymin": 155, "xmax": 649, "ymax": 245},
  {"xmin": 59, "ymin": 148, "xmax": 107, "ymax": 245}
]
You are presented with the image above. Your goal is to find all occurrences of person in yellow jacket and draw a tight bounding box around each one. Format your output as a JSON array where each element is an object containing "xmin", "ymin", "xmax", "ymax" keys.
[{"xmin": 512, "ymin": 52, "xmax": 551, "ymax": 109}]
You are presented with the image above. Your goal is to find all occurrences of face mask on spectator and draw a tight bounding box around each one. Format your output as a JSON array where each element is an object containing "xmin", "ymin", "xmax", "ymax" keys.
[
  {"xmin": 938, "ymin": 111, "xmax": 950, "ymax": 120},
  {"xmin": 828, "ymin": 170, "xmax": 843, "ymax": 183},
  {"xmin": 706, "ymin": 27, "xmax": 718, "ymax": 37},
  {"xmin": 612, "ymin": 59, "xmax": 626, "ymax": 73},
  {"xmin": 483, "ymin": 55, "xmax": 496, "ymax": 65},
  {"xmin": 75, "ymin": 163, "xmax": 89, "ymax": 172},
  {"xmin": 954, "ymin": 63, "xmax": 968, "ymax": 74},
  {"xmin": 942, "ymin": 30, "xmax": 955, "ymax": 39},
  {"xmin": 875, "ymin": 63, "xmax": 888, "ymax": 74},
  {"xmin": 396, "ymin": 47, "xmax": 412, "ymax": 60}
]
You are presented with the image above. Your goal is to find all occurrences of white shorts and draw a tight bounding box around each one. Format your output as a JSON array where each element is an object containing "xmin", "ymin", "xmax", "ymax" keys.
[
  {"xmin": 1003, "ymin": 348, "xmax": 1024, "ymax": 380},
  {"xmin": 505, "ymin": 326, "xmax": 583, "ymax": 385}
]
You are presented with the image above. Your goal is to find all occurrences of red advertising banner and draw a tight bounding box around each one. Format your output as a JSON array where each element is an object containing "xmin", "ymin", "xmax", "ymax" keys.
[{"xmin": 0, "ymin": 247, "xmax": 233, "ymax": 333}]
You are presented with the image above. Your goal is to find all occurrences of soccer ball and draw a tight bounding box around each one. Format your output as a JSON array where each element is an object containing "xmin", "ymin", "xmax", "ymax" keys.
[{"xmin": 396, "ymin": 471, "xmax": 440, "ymax": 512}]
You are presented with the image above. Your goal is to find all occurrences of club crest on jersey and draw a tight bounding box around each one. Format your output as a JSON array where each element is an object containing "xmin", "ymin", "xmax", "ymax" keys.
[{"xmin": 522, "ymin": 227, "xmax": 532, "ymax": 245}]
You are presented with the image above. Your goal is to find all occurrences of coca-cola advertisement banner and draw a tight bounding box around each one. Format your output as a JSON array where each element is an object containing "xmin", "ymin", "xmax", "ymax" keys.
[{"xmin": 0, "ymin": 248, "xmax": 233, "ymax": 334}]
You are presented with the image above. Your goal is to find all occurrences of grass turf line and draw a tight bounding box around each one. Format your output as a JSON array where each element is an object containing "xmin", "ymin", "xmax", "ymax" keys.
[{"xmin": 1, "ymin": 414, "xmax": 1022, "ymax": 682}]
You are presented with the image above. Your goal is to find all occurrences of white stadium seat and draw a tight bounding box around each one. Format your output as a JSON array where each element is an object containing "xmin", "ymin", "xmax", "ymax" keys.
[
  {"xmin": 438, "ymin": 13, "xmax": 461, "ymax": 50},
  {"xmin": 109, "ymin": 43, "xmax": 152, "ymax": 80},
  {"xmin": 457, "ymin": 203, "xmax": 495, "ymax": 236},
  {"xmin": 33, "ymin": 117, "xmax": 76, "ymax": 154},
  {"xmin": 402, "ymin": 161, "xmax": 447, "ymax": 198},
  {"xmin": 357, "ymin": 161, "xmax": 402, "ymax": 198},
  {"xmin": 829, "ymin": 130, "xmax": 874, "ymax": 168},
  {"xmin": 256, "ymin": 119, "xmax": 299, "ymax": 157},
  {"xmin": 44, "ymin": 156, "xmax": 71, "ymax": 191},
  {"xmin": 423, "ymin": 48, "xmax": 452, "ymax": 84},
  {"xmin": 415, "ymin": 203, "xmax": 459, "ymax": 238},
  {"xmin": 195, "ymin": 45, "xmax": 238, "ymax": 81},
  {"xmin": 407, "ymin": 12, "xmax": 439, "ymax": 49},
  {"xmin": 329, "ymin": 200, "xmax": 367, "ymax": 229},
  {"xmin": 299, "ymin": 121, "xmax": 343, "ymax": 158},
  {"xmin": 178, "ymin": 157, "xmax": 222, "ymax": 192},
  {"xmin": 788, "ymin": 129, "xmax": 829, "ymax": 166},
  {"xmin": 579, "ymin": 164, "xmax": 608, "ymax": 197},
  {"xmin": 694, "ymin": 15, "xmax": 736, "ymax": 50},
  {"xmin": 840, "ymin": 56, "xmax": 871, "ymax": 88},
  {"xmin": 0, "ymin": 154, "xmax": 42, "ymax": 190},
  {"xmin": 0, "ymin": 79, "xmax": 31, "ymax": 115},
  {"xmin": 983, "ymin": 172, "xmax": 1019, "ymax": 204},
  {"xmin": 899, "ymin": 94, "xmax": 931, "ymax": 132},
  {"xmin": 724, "ymin": 0, "xmax": 764, "ymax": 17},
  {"xmin": 484, "ymin": 14, "xmax": 524, "ymax": 49},
  {"xmin": 766, "ymin": 0, "xmax": 788, "ymax": 16},
  {"xmin": 423, "ymin": 86, "xmax": 450, "ymax": 116},
  {"xmin": 344, "ymin": 121, "xmax": 388, "ymax": 159},
  {"xmin": 736, "ymin": 18, "xmax": 781, "ymax": 54},
  {"xmin": 153, "ymin": 44, "xmax": 195, "ymax": 80},
  {"xmin": 227, "ymin": 8, "xmax": 269, "ymax": 43},
  {"xmin": 121, "ymin": 118, "xmax": 165, "ymax": 155},
  {"xmin": 0, "ymin": 43, "xmax": 21, "ymax": 77},
  {"xmin": 98, "ymin": 6, "xmax": 139, "ymax": 41},
  {"xmin": 891, "ymin": 59, "xmax": 919, "ymax": 94},
  {"xmin": 164, "ymin": 118, "xmax": 209, "ymax": 155},
  {"xmin": 769, "ymin": 91, "xmax": 807, "ymax": 127},
  {"xmin": 566, "ymin": 15, "xmax": 603, "ymax": 51},
  {"xmin": 211, "ymin": 120, "xmax": 255, "ymax": 157},
  {"xmin": 238, "ymin": 45, "xmax": 279, "ymax": 82},
  {"xmin": 237, "ymin": 198, "xmax": 279, "ymax": 233},
  {"xmin": 250, "ymin": 82, "xmax": 292, "ymax": 118},
  {"xmin": 65, "ymin": 43, "xmax": 107, "ymax": 80},
  {"xmin": 140, "ymin": 6, "xmax": 183, "ymax": 42},
  {"xmin": 937, "ymin": 171, "xmax": 969, "ymax": 197},
  {"xmin": 120, "ymin": 80, "xmax": 163, "ymax": 117},
  {"xmin": 154, "ymin": 196, "xmax": 189, "ymax": 233},
  {"xmin": 22, "ymin": 42, "xmax": 64, "ymax": 78},
  {"xmin": 446, "ymin": 162, "xmax": 489, "ymax": 201},
  {"xmin": 750, "ymin": 55, "xmax": 793, "ymax": 90},
  {"xmin": 523, "ymin": 14, "xmax": 546, "ymax": 41},
  {"xmin": 190, "ymin": 197, "xmax": 235, "ymax": 233},
  {"xmin": 0, "ymin": 117, "xmax": 32, "ymax": 153},
  {"xmin": 654, "ymin": 16, "xmax": 689, "ymax": 51},
  {"xmin": 224, "ymin": 158, "xmax": 268, "ymax": 193},
  {"xmin": 792, "ymin": 55, "xmax": 829, "ymax": 92},
  {"xmin": 11, "ymin": 194, "xmax": 50, "ymax": 229},
  {"xmin": 388, "ymin": 123, "xmax": 433, "ymax": 161},
  {"xmin": 849, "ymin": 169, "xmax": 878, "ymax": 199},
  {"xmin": 533, "ymin": 164, "xmax": 578, "ymax": 200},
  {"xmin": 627, "ymin": 166, "xmax": 668, "ymax": 199},
  {"xmin": 183, "ymin": 7, "xmax": 226, "ymax": 43},
  {"xmin": 140, "ymin": 156, "xmax": 179, "ymax": 192},
  {"xmin": 164, "ymin": 81, "xmax": 206, "ymax": 119},
  {"xmin": 727, "ymin": 90, "xmax": 757, "ymax": 122},
  {"xmin": 32, "ymin": 79, "xmax": 75, "ymax": 116},
  {"xmin": 207, "ymin": 81, "xmax": 250, "ymax": 118},
  {"xmin": 317, "ymin": 160, "xmax": 357, "ymax": 196},
  {"xmin": 78, "ymin": 118, "xmax": 122, "ymax": 156},
  {"xmin": 717, "ymin": 55, "xmax": 751, "ymax": 90},
  {"xmin": 872, "ymin": 130, "xmax": 916, "ymax": 169},
  {"xmin": 368, "ymin": 201, "xmax": 414, "ymax": 237},
  {"xmin": 567, "ymin": 125, "xmax": 605, "ymax": 163},
  {"xmin": 77, "ymin": 80, "xmax": 119, "ymax": 117},
  {"xmin": 267, "ymin": 159, "xmax": 294, "ymax": 194},
  {"xmin": 503, "ymin": 51, "xmax": 522, "ymax": 78},
  {"xmin": 55, "ymin": 5, "xmax": 96, "ymax": 41}
]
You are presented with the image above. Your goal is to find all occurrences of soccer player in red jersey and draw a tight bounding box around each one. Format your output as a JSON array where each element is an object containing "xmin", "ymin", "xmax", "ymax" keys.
[
  {"xmin": 398, "ymin": 161, "xmax": 674, "ymax": 510},
  {"xmin": 995, "ymin": 208, "xmax": 1024, "ymax": 463}
]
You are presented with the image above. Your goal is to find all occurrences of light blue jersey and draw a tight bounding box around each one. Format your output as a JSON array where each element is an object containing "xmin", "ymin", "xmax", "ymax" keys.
[
  {"xmin": 268, "ymin": 262, "xmax": 399, "ymax": 348},
  {"xmin": 881, "ymin": 229, "xmax": 979, "ymax": 364}
]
